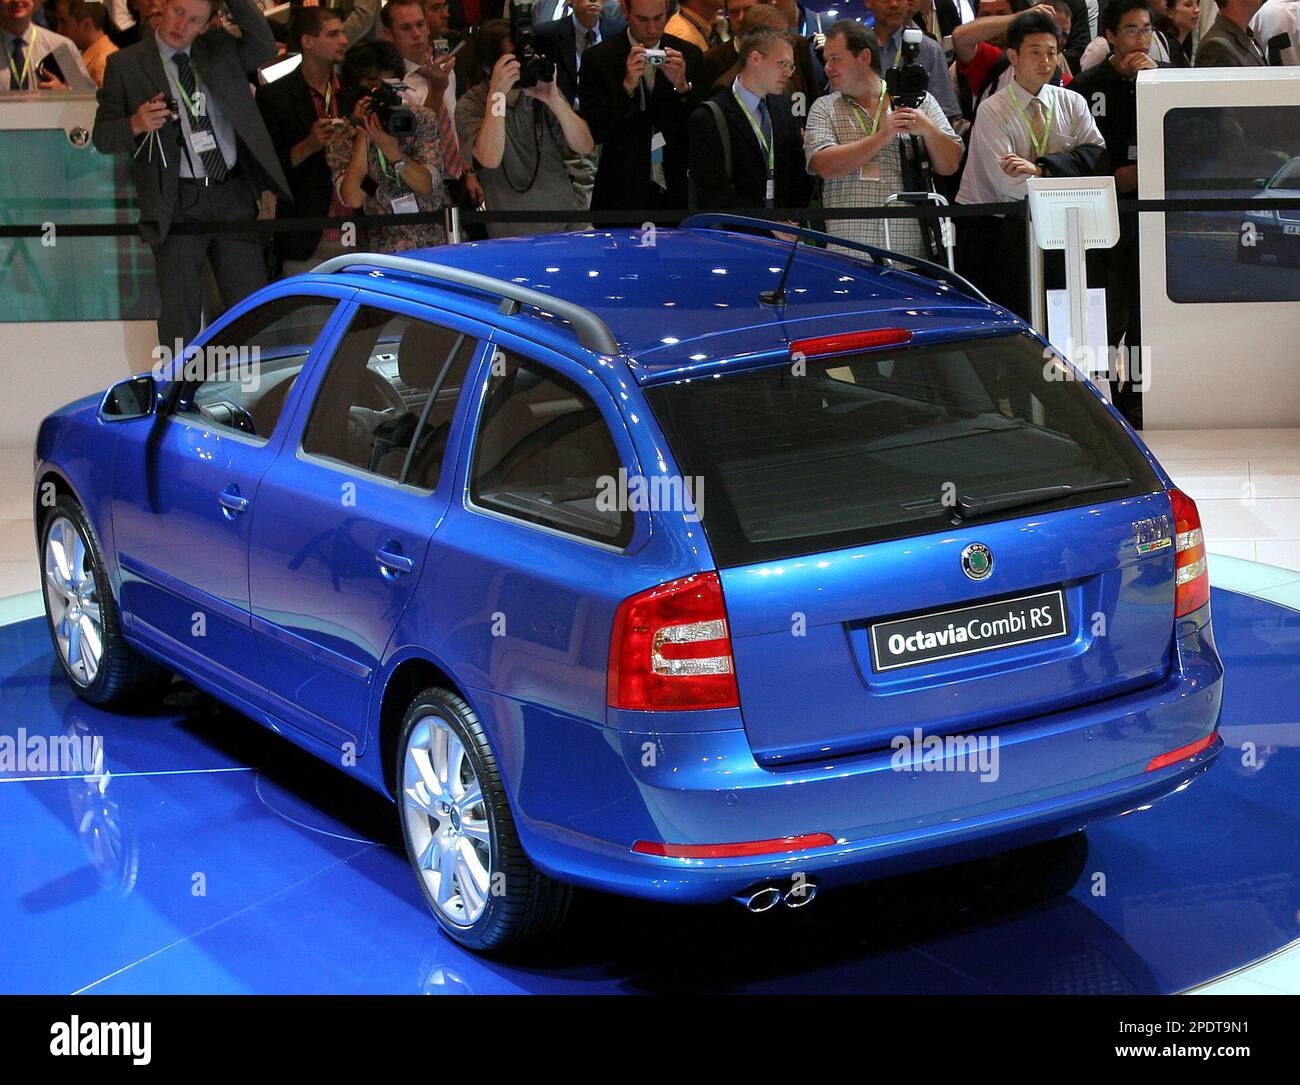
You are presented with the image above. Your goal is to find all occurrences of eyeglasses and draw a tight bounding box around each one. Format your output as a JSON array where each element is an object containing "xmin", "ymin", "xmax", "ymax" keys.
[
  {"xmin": 1117, "ymin": 24, "xmax": 1154, "ymax": 36},
  {"xmin": 767, "ymin": 58, "xmax": 796, "ymax": 72}
]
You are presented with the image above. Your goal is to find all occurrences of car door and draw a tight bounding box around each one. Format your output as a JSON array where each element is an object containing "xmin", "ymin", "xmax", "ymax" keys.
[
  {"xmin": 247, "ymin": 297, "xmax": 485, "ymax": 748},
  {"xmin": 112, "ymin": 291, "xmax": 346, "ymax": 696}
]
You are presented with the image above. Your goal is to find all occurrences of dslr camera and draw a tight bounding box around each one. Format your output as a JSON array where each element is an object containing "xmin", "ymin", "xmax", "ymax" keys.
[
  {"xmin": 509, "ymin": 0, "xmax": 556, "ymax": 88},
  {"xmin": 885, "ymin": 27, "xmax": 929, "ymax": 110},
  {"xmin": 359, "ymin": 80, "xmax": 416, "ymax": 138}
]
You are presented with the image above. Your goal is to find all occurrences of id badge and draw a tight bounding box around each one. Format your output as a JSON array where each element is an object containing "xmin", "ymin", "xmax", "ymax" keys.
[
  {"xmin": 650, "ymin": 130, "xmax": 666, "ymax": 165},
  {"xmin": 858, "ymin": 163, "xmax": 881, "ymax": 181},
  {"xmin": 190, "ymin": 129, "xmax": 217, "ymax": 154},
  {"xmin": 390, "ymin": 193, "xmax": 419, "ymax": 214}
]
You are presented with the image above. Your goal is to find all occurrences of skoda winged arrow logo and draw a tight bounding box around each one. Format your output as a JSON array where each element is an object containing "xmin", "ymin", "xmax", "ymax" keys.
[{"xmin": 961, "ymin": 543, "xmax": 993, "ymax": 581}]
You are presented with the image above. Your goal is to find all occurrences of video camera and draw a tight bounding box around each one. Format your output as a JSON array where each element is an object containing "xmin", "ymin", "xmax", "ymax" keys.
[
  {"xmin": 356, "ymin": 80, "xmax": 416, "ymax": 138},
  {"xmin": 509, "ymin": 0, "xmax": 556, "ymax": 89},
  {"xmin": 885, "ymin": 27, "xmax": 929, "ymax": 110}
]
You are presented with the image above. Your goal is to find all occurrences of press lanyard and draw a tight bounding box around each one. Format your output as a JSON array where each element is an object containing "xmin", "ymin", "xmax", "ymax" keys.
[
  {"xmin": 848, "ymin": 80, "xmax": 888, "ymax": 139},
  {"xmin": 731, "ymin": 84, "xmax": 775, "ymax": 178},
  {"xmin": 323, "ymin": 79, "xmax": 334, "ymax": 117},
  {"xmin": 7, "ymin": 27, "xmax": 35, "ymax": 89},
  {"xmin": 174, "ymin": 56, "xmax": 205, "ymax": 120},
  {"xmin": 1010, "ymin": 84, "xmax": 1054, "ymax": 160},
  {"xmin": 375, "ymin": 147, "xmax": 405, "ymax": 187}
]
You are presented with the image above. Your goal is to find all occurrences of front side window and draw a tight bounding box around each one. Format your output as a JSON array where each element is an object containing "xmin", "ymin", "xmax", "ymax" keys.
[
  {"xmin": 301, "ymin": 307, "xmax": 477, "ymax": 488},
  {"xmin": 176, "ymin": 296, "xmax": 337, "ymax": 439},
  {"xmin": 469, "ymin": 352, "xmax": 632, "ymax": 547}
]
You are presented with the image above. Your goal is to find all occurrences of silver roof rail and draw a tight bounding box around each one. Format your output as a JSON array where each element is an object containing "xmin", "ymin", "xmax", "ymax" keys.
[
  {"xmin": 311, "ymin": 253, "xmax": 621, "ymax": 355},
  {"xmin": 680, "ymin": 213, "xmax": 991, "ymax": 303}
]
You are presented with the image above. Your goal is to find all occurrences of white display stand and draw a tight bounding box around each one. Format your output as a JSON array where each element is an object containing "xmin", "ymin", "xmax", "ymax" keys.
[
  {"xmin": 1137, "ymin": 67, "xmax": 1300, "ymax": 429},
  {"xmin": 1027, "ymin": 176, "xmax": 1120, "ymax": 399}
]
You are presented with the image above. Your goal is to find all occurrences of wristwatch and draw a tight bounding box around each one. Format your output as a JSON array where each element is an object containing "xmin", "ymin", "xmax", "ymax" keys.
[{"xmin": 393, "ymin": 156, "xmax": 409, "ymax": 175}]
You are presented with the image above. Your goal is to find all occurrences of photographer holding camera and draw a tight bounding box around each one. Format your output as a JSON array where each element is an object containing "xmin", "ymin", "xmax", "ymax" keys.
[
  {"xmin": 326, "ymin": 41, "xmax": 450, "ymax": 253},
  {"xmin": 579, "ymin": 0, "xmax": 704, "ymax": 221},
  {"xmin": 806, "ymin": 20, "xmax": 962, "ymax": 258},
  {"xmin": 455, "ymin": 18, "xmax": 594, "ymax": 237}
]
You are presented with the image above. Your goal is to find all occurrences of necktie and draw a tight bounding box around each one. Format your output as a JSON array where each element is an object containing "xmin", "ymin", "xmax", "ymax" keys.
[
  {"xmin": 757, "ymin": 97, "xmax": 772, "ymax": 149},
  {"xmin": 433, "ymin": 100, "xmax": 466, "ymax": 179},
  {"xmin": 580, "ymin": 28, "xmax": 596, "ymax": 58},
  {"xmin": 1028, "ymin": 97, "xmax": 1047, "ymax": 149},
  {"xmin": 11, "ymin": 36, "xmax": 27, "ymax": 89},
  {"xmin": 173, "ymin": 52, "xmax": 228, "ymax": 181}
]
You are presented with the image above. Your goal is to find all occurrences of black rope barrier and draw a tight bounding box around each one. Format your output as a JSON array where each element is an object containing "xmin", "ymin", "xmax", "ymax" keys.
[{"xmin": 0, "ymin": 196, "xmax": 1296, "ymax": 239}]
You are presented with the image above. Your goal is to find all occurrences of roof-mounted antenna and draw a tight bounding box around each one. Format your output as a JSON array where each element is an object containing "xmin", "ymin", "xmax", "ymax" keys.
[{"xmin": 760, "ymin": 219, "xmax": 804, "ymax": 307}]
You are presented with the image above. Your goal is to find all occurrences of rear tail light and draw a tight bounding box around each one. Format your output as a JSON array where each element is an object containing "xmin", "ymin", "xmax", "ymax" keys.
[
  {"xmin": 789, "ymin": 327, "xmax": 912, "ymax": 359},
  {"xmin": 607, "ymin": 572, "xmax": 739, "ymax": 711},
  {"xmin": 1170, "ymin": 489, "xmax": 1210, "ymax": 617}
]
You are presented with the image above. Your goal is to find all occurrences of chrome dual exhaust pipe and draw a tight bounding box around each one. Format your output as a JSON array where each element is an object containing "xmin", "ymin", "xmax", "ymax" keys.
[{"xmin": 733, "ymin": 877, "xmax": 818, "ymax": 912}]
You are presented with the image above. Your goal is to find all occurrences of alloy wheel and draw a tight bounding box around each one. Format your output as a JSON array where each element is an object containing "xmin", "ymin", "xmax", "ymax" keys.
[
  {"xmin": 401, "ymin": 715, "xmax": 493, "ymax": 926},
  {"xmin": 43, "ymin": 515, "xmax": 103, "ymax": 686}
]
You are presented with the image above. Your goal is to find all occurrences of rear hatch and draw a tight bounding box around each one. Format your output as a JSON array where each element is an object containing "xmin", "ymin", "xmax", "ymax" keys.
[{"xmin": 645, "ymin": 330, "xmax": 1175, "ymax": 766}]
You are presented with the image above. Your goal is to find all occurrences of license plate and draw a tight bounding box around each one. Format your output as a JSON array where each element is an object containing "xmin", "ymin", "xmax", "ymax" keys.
[
  {"xmin": 1285, "ymin": 224, "xmax": 1300, "ymax": 236},
  {"xmin": 869, "ymin": 589, "xmax": 1069, "ymax": 672}
]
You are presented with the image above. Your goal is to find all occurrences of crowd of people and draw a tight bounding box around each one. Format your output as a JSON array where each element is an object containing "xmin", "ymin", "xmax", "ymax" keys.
[{"xmin": 4, "ymin": 0, "xmax": 1298, "ymax": 418}]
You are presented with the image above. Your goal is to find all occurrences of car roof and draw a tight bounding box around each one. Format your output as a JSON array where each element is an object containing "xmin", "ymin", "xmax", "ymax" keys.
[{"xmin": 305, "ymin": 228, "xmax": 1023, "ymax": 385}]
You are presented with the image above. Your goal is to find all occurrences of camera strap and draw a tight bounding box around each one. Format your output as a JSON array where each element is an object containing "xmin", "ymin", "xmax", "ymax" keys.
[{"xmin": 375, "ymin": 148, "xmax": 405, "ymax": 187}]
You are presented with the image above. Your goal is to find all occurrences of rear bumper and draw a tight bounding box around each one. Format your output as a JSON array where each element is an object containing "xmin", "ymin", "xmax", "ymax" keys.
[{"xmin": 484, "ymin": 610, "xmax": 1224, "ymax": 904}]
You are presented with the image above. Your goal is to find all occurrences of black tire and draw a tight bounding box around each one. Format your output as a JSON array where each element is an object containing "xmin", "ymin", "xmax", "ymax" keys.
[
  {"xmin": 39, "ymin": 496, "xmax": 171, "ymax": 707},
  {"xmin": 395, "ymin": 687, "xmax": 572, "ymax": 953}
]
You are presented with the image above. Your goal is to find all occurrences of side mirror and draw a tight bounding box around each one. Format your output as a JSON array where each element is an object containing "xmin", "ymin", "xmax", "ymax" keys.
[{"xmin": 99, "ymin": 374, "xmax": 158, "ymax": 421}]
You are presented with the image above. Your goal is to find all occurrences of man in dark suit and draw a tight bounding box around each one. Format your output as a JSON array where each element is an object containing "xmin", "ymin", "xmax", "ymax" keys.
[
  {"xmin": 688, "ymin": 25, "xmax": 812, "ymax": 211},
  {"xmin": 256, "ymin": 8, "xmax": 350, "ymax": 276},
  {"xmin": 1195, "ymin": 0, "xmax": 1269, "ymax": 64},
  {"xmin": 534, "ymin": 0, "xmax": 625, "ymax": 107},
  {"xmin": 579, "ymin": 0, "xmax": 705, "ymax": 220},
  {"xmin": 92, "ymin": 0, "xmax": 290, "ymax": 351}
]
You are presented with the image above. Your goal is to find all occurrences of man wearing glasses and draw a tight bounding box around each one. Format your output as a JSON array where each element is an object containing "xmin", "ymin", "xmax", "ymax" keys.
[{"xmin": 687, "ymin": 24, "xmax": 813, "ymax": 210}]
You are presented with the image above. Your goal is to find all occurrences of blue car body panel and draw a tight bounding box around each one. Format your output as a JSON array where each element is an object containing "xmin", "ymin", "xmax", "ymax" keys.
[{"xmin": 32, "ymin": 228, "xmax": 1222, "ymax": 904}]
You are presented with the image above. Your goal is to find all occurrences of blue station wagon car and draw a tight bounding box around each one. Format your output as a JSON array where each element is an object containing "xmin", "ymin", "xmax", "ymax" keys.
[{"xmin": 34, "ymin": 216, "xmax": 1224, "ymax": 951}]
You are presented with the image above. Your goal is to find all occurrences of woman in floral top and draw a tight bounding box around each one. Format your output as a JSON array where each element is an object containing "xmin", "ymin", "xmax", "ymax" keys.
[{"xmin": 327, "ymin": 43, "xmax": 449, "ymax": 254}]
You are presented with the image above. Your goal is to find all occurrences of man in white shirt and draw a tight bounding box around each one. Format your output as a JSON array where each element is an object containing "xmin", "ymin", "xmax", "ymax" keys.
[
  {"xmin": 1252, "ymin": 0, "xmax": 1299, "ymax": 61},
  {"xmin": 956, "ymin": 8, "xmax": 1107, "ymax": 315},
  {"xmin": 1, "ymin": 0, "xmax": 92, "ymax": 88}
]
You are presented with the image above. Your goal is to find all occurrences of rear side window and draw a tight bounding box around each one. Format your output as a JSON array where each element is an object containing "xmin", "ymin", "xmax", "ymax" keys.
[
  {"xmin": 645, "ymin": 332, "xmax": 1162, "ymax": 566},
  {"xmin": 469, "ymin": 352, "xmax": 632, "ymax": 547},
  {"xmin": 302, "ymin": 307, "xmax": 477, "ymax": 488}
]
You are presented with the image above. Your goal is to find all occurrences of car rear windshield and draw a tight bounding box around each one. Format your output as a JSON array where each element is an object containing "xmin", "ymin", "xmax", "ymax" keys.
[{"xmin": 644, "ymin": 332, "xmax": 1163, "ymax": 567}]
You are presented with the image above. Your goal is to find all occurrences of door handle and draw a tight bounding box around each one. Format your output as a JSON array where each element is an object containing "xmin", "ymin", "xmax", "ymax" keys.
[
  {"xmin": 375, "ymin": 542, "xmax": 414, "ymax": 578},
  {"xmin": 218, "ymin": 485, "xmax": 250, "ymax": 518}
]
